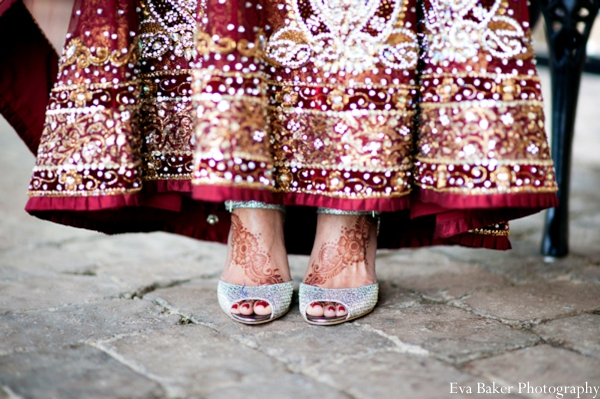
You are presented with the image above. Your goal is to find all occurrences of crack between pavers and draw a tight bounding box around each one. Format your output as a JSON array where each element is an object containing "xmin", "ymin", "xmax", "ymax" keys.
[
  {"xmin": 0, "ymin": 292, "xmax": 185, "ymax": 316},
  {"xmin": 245, "ymin": 347, "xmax": 362, "ymax": 399},
  {"xmin": 458, "ymin": 368, "xmax": 534, "ymax": 399},
  {"xmin": 0, "ymin": 296, "xmax": 138, "ymax": 316},
  {"xmin": 198, "ymin": 271, "xmax": 222, "ymax": 280},
  {"xmin": 142, "ymin": 289, "xmax": 598, "ymax": 398},
  {"xmin": 307, "ymin": 281, "xmax": 598, "ymax": 371},
  {"xmin": 437, "ymin": 300, "xmax": 600, "ymax": 366},
  {"xmin": 448, "ymin": 297, "xmax": 600, "ymax": 330},
  {"xmin": 0, "ymin": 317, "xmax": 177, "ymax": 358},
  {"xmin": 288, "ymin": 366, "xmax": 372, "ymax": 399},
  {"xmin": 0, "ymin": 295, "xmax": 181, "ymax": 358},
  {"xmin": 427, "ymin": 247, "xmax": 598, "ymax": 284},
  {"xmin": 354, "ymin": 322, "xmax": 430, "ymax": 356},
  {"xmin": 141, "ymin": 294, "xmax": 359, "ymax": 399},
  {"xmin": 87, "ymin": 331, "xmax": 276, "ymax": 399},
  {"xmin": 366, "ymin": 297, "xmax": 549, "ymax": 369},
  {"xmin": 0, "ymin": 385, "xmax": 25, "ymax": 399},
  {"xmin": 87, "ymin": 340, "xmax": 180, "ymax": 399},
  {"xmin": 529, "ymin": 308, "xmax": 600, "ymax": 325},
  {"xmin": 0, "ymin": 278, "xmax": 201, "ymax": 316},
  {"xmin": 228, "ymin": 336, "xmax": 361, "ymax": 399},
  {"xmin": 411, "ymin": 336, "xmax": 544, "ymax": 398},
  {"xmin": 356, "ymin": 318, "xmax": 540, "ymax": 367},
  {"xmin": 456, "ymin": 340, "xmax": 546, "ymax": 369},
  {"xmin": 60, "ymin": 270, "xmax": 98, "ymax": 277},
  {"xmin": 142, "ymin": 294, "xmax": 213, "ymax": 327},
  {"xmin": 533, "ymin": 334, "xmax": 600, "ymax": 362},
  {"xmin": 126, "ymin": 278, "xmax": 193, "ymax": 300},
  {"xmin": 348, "ymin": 289, "xmax": 558, "ymax": 368},
  {"xmin": 32, "ymin": 235, "xmax": 107, "ymax": 250}
]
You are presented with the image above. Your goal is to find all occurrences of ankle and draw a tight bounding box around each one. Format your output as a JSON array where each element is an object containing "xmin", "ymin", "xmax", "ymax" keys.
[
  {"xmin": 222, "ymin": 207, "xmax": 291, "ymax": 286},
  {"xmin": 304, "ymin": 213, "xmax": 378, "ymax": 288}
]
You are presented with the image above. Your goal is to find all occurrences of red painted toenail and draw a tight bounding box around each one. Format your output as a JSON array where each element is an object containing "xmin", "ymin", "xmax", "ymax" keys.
[
  {"xmin": 328, "ymin": 306, "xmax": 335, "ymax": 311},
  {"xmin": 231, "ymin": 304, "xmax": 238, "ymax": 309},
  {"xmin": 338, "ymin": 305, "xmax": 346, "ymax": 312},
  {"xmin": 311, "ymin": 302, "xmax": 321, "ymax": 308},
  {"xmin": 256, "ymin": 301, "xmax": 269, "ymax": 307},
  {"xmin": 242, "ymin": 303, "xmax": 250, "ymax": 309}
]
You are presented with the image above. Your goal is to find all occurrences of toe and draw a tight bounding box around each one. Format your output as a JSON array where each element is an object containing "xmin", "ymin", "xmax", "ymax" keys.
[
  {"xmin": 239, "ymin": 300, "xmax": 254, "ymax": 316},
  {"xmin": 324, "ymin": 303, "xmax": 337, "ymax": 318},
  {"xmin": 336, "ymin": 304, "xmax": 347, "ymax": 318},
  {"xmin": 254, "ymin": 300, "xmax": 272, "ymax": 316},
  {"xmin": 230, "ymin": 302, "xmax": 241, "ymax": 314},
  {"xmin": 306, "ymin": 301, "xmax": 325, "ymax": 317}
]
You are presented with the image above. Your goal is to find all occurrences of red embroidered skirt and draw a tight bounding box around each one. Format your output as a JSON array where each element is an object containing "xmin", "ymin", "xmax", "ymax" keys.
[{"xmin": 25, "ymin": 0, "xmax": 559, "ymax": 254}]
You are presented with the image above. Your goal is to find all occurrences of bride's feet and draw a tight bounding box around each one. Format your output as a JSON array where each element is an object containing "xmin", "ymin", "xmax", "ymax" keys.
[
  {"xmin": 302, "ymin": 213, "xmax": 378, "ymax": 322},
  {"xmin": 221, "ymin": 207, "xmax": 291, "ymax": 320}
]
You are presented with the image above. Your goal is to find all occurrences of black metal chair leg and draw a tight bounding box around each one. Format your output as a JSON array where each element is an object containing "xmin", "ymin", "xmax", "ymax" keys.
[{"xmin": 537, "ymin": 0, "xmax": 600, "ymax": 257}]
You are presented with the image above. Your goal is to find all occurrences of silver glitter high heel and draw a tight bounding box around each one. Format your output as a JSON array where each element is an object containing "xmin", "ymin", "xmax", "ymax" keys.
[
  {"xmin": 219, "ymin": 200, "xmax": 293, "ymax": 325},
  {"xmin": 299, "ymin": 207, "xmax": 380, "ymax": 326},
  {"xmin": 217, "ymin": 280, "xmax": 294, "ymax": 324},
  {"xmin": 299, "ymin": 283, "xmax": 379, "ymax": 325}
]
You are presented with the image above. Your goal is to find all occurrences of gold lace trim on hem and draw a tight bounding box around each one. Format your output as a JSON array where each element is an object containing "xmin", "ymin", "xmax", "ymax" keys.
[
  {"xmin": 415, "ymin": 158, "xmax": 556, "ymax": 166},
  {"xmin": 28, "ymin": 188, "xmax": 142, "ymax": 198},
  {"xmin": 468, "ymin": 224, "xmax": 510, "ymax": 237},
  {"xmin": 421, "ymin": 72, "xmax": 541, "ymax": 81},
  {"xmin": 419, "ymin": 99, "xmax": 543, "ymax": 109},
  {"xmin": 275, "ymin": 162, "xmax": 413, "ymax": 172},
  {"xmin": 275, "ymin": 108, "xmax": 416, "ymax": 117},
  {"xmin": 414, "ymin": 183, "xmax": 558, "ymax": 195},
  {"xmin": 143, "ymin": 174, "xmax": 193, "ymax": 181},
  {"xmin": 192, "ymin": 178, "xmax": 413, "ymax": 200},
  {"xmin": 45, "ymin": 105, "xmax": 139, "ymax": 115}
]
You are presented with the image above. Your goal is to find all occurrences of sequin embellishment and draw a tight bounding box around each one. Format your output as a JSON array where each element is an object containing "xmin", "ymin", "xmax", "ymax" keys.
[
  {"xmin": 266, "ymin": 0, "xmax": 418, "ymax": 72},
  {"xmin": 423, "ymin": 0, "xmax": 532, "ymax": 63}
]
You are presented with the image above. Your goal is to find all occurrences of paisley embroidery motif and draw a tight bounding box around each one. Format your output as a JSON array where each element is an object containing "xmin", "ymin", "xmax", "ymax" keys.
[
  {"xmin": 265, "ymin": 0, "xmax": 418, "ymax": 72},
  {"xmin": 423, "ymin": 0, "xmax": 533, "ymax": 63},
  {"xmin": 139, "ymin": 0, "xmax": 198, "ymax": 60}
]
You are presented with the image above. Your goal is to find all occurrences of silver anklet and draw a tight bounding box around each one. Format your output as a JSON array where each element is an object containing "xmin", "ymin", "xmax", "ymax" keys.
[
  {"xmin": 225, "ymin": 200, "xmax": 286, "ymax": 214},
  {"xmin": 316, "ymin": 207, "xmax": 380, "ymax": 218},
  {"xmin": 317, "ymin": 207, "xmax": 381, "ymax": 236}
]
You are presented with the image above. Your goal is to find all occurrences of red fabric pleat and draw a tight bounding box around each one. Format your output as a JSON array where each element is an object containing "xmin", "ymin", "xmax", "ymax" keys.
[
  {"xmin": 0, "ymin": 0, "xmax": 58, "ymax": 155},
  {"xmin": 25, "ymin": 183, "xmax": 554, "ymax": 254}
]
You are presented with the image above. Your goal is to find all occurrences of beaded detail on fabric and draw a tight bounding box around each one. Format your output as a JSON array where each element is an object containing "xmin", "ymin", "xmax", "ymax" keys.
[
  {"xmin": 190, "ymin": 0, "xmax": 557, "ymax": 200},
  {"xmin": 217, "ymin": 280, "xmax": 294, "ymax": 320},
  {"xmin": 28, "ymin": 0, "xmax": 200, "ymax": 197},
  {"xmin": 264, "ymin": 0, "xmax": 418, "ymax": 73},
  {"xmin": 415, "ymin": 0, "xmax": 557, "ymax": 196},
  {"xmin": 468, "ymin": 222, "xmax": 510, "ymax": 237},
  {"xmin": 191, "ymin": 0, "xmax": 419, "ymax": 201},
  {"xmin": 299, "ymin": 283, "xmax": 379, "ymax": 320},
  {"xmin": 27, "ymin": 0, "xmax": 557, "ymax": 213}
]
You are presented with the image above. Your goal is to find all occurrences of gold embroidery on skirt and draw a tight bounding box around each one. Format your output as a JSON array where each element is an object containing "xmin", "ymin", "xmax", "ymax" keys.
[
  {"xmin": 61, "ymin": 37, "xmax": 139, "ymax": 72},
  {"xmin": 265, "ymin": 0, "xmax": 418, "ymax": 72},
  {"xmin": 422, "ymin": 0, "xmax": 534, "ymax": 64},
  {"xmin": 468, "ymin": 223, "xmax": 510, "ymax": 237}
]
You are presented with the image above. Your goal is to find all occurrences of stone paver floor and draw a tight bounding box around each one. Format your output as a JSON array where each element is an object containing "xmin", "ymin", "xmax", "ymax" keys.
[{"xmin": 1, "ymin": 69, "xmax": 599, "ymax": 399}]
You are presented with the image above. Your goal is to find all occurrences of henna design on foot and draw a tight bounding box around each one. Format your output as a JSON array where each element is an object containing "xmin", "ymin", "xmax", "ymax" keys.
[
  {"xmin": 230, "ymin": 214, "xmax": 284, "ymax": 285},
  {"xmin": 305, "ymin": 216, "xmax": 371, "ymax": 286}
]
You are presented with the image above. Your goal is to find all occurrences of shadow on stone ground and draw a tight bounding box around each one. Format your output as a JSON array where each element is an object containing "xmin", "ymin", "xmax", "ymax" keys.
[{"xmin": 0, "ymin": 68, "xmax": 599, "ymax": 399}]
